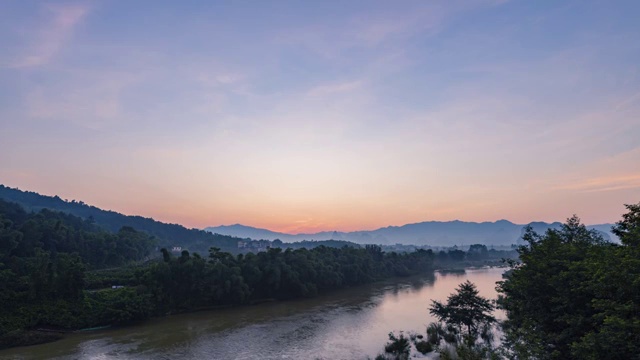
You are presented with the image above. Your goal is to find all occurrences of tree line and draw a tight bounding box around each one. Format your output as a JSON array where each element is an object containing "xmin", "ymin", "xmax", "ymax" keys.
[{"xmin": 0, "ymin": 198, "xmax": 439, "ymax": 349}]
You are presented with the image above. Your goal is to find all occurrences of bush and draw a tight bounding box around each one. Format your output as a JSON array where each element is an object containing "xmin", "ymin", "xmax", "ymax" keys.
[
  {"xmin": 427, "ymin": 322, "xmax": 443, "ymax": 345},
  {"xmin": 415, "ymin": 340, "xmax": 433, "ymax": 354},
  {"xmin": 384, "ymin": 332, "xmax": 410, "ymax": 359}
]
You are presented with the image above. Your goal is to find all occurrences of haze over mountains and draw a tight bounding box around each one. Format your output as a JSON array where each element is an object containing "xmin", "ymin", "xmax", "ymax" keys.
[
  {"xmin": 0, "ymin": 183, "xmax": 617, "ymax": 248},
  {"xmin": 206, "ymin": 221, "xmax": 618, "ymax": 246}
]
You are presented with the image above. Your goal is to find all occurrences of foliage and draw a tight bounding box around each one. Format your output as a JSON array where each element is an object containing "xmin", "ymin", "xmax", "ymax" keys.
[
  {"xmin": 426, "ymin": 282, "xmax": 500, "ymax": 359},
  {"xmin": 427, "ymin": 322, "xmax": 445, "ymax": 345},
  {"xmin": 138, "ymin": 245, "xmax": 435, "ymax": 313},
  {"xmin": 434, "ymin": 246, "xmax": 517, "ymax": 268},
  {"xmin": 0, "ymin": 198, "xmax": 437, "ymax": 349},
  {"xmin": 0, "ymin": 185, "xmax": 240, "ymax": 254},
  {"xmin": 379, "ymin": 280, "xmax": 501, "ymax": 359},
  {"xmin": 0, "ymin": 199, "xmax": 156, "ymax": 269},
  {"xmin": 430, "ymin": 281, "xmax": 496, "ymax": 340},
  {"xmin": 0, "ymin": 199, "xmax": 161, "ymax": 347},
  {"xmin": 612, "ymin": 202, "xmax": 640, "ymax": 247},
  {"xmin": 497, "ymin": 209, "xmax": 640, "ymax": 359},
  {"xmin": 414, "ymin": 339, "xmax": 433, "ymax": 354},
  {"xmin": 384, "ymin": 332, "xmax": 411, "ymax": 360},
  {"xmin": 439, "ymin": 342, "xmax": 502, "ymax": 360}
]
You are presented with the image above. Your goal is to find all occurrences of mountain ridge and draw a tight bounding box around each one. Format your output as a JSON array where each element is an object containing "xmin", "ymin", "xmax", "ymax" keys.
[
  {"xmin": 0, "ymin": 183, "xmax": 618, "ymax": 248},
  {"xmin": 0, "ymin": 184, "xmax": 240, "ymax": 254},
  {"xmin": 206, "ymin": 220, "xmax": 617, "ymax": 246}
]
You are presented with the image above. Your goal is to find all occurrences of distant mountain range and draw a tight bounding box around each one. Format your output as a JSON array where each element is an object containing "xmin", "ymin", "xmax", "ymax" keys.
[
  {"xmin": 0, "ymin": 183, "xmax": 618, "ymax": 248},
  {"xmin": 206, "ymin": 220, "xmax": 618, "ymax": 246}
]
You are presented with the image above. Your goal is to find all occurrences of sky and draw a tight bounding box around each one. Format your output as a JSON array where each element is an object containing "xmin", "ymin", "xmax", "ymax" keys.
[{"xmin": 1, "ymin": 0, "xmax": 639, "ymax": 233}]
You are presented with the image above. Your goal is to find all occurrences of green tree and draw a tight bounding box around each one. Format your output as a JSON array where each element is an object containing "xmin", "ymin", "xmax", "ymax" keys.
[
  {"xmin": 498, "ymin": 210, "xmax": 640, "ymax": 359},
  {"xmin": 430, "ymin": 280, "xmax": 496, "ymax": 340},
  {"xmin": 612, "ymin": 202, "xmax": 640, "ymax": 246}
]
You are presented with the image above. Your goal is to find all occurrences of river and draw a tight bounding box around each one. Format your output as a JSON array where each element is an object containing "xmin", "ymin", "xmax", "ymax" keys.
[{"xmin": 1, "ymin": 267, "xmax": 506, "ymax": 360}]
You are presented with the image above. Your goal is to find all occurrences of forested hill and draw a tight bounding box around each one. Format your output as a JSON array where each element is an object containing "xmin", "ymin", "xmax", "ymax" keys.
[
  {"xmin": 0, "ymin": 196, "xmax": 440, "ymax": 349},
  {"xmin": 0, "ymin": 198, "xmax": 156, "ymax": 269},
  {"xmin": 0, "ymin": 185, "xmax": 239, "ymax": 254}
]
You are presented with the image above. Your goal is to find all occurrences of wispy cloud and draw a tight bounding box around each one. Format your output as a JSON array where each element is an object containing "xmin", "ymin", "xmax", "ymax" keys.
[
  {"xmin": 554, "ymin": 174, "xmax": 640, "ymax": 193},
  {"xmin": 25, "ymin": 69, "xmax": 138, "ymax": 130},
  {"xmin": 306, "ymin": 80, "xmax": 363, "ymax": 97},
  {"xmin": 269, "ymin": 0, "xmax": 495, "ymax": 61},
  {"xmin": 10, "ymin": 3, "xmax": 89, "ymax": 68},
  {"xmin": 613, "ymin": 92, "xmax": 640, "ymax": 112},
  {"xmin": 194, "ymin": 70, "xmax": 246, "ymax": 87}
]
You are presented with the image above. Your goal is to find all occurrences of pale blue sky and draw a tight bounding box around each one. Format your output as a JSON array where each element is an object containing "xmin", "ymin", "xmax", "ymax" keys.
[{"xmin": 1, "ymin": 0, "xmax": 639, "ymax": 232}]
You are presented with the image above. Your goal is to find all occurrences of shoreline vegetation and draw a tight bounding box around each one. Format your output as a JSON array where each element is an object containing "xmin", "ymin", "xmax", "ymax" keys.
[
  {"xmin": 0, "ymin": 197, "xmax": 517, "ymax": 350},
  {"xmin": 4, "ymin": 265, "xmax": 505, "ymax": 351},
  {"xmin": 3, "ymin": 192, "xmax": 638, "ymax": 359},
  {"xmin": 376, "ymin": 204, "xmax": 640, "ymax": 359}
]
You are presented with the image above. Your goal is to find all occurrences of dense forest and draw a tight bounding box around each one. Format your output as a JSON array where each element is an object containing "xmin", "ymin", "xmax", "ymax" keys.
[
  {"xmin": 0, "ymin": 199, "xmax": 156, "ymax": 347},
  {"xmin": 0, "ymin": 198, "xmax": 441, "ymax": 349},
  {"xmin": 376, "ymin": 203, "xmax": 640, "ymax": 360},
  {"xmin": 0, "ymin": 185, "xmax": 240, "ymax": 254},
  {"xmin": 497, "ymin": 206, "xmax": 640, "ymax": 359}
]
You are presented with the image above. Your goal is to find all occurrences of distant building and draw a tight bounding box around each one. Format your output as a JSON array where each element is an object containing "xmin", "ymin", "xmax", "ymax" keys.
[{"xmin": 171, "ymin": 246, "xmax": 182, "ymax": 252}]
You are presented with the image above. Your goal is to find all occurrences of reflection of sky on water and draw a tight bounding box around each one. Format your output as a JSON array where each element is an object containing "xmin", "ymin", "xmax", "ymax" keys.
[{"xmin": 2, "ymin": 267, "xmax": 505, "ymax": 360}]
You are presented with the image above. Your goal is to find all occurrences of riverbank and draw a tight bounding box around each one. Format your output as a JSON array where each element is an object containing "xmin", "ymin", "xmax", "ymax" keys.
[
  {"xmin": 1, "ymin": 271, "xmax": 436, "ymax": 350},
  {"xmin": 435, "ymin": 260, "xmax": 509, "ymax": 271},
  {"xmin": 0, "ymin": 262, "xmax": 504, "ymax": 349},
  {"xmin": 0, "ymin": 244, "xmax": 439, "ymax": 351},
  {"xmin": 0, "ymin": 268, "xmax": 507, "ymax": 360},
  {"xmin": 0, "ymin": 330, "xmax": 63, "ymax": 350}
]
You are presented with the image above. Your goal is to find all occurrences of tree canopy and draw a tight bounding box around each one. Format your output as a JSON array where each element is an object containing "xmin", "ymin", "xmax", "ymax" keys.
[
  {"xmin": 430, "ymin": 280, "xmax": 496, "ymax": 339},
  {"xmin": 498, "ymin": 206, "xmax": 640, "ymax": 359},
  {"xmin": 0, "ymin": 198, "xmax": 438, "ymax": 349}
]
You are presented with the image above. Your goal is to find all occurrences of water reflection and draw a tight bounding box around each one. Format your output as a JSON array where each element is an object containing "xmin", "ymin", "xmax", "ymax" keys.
[
  {"xmin": 436, "ymin": 268, "xmax": 467, "ymax": 277},
  {"xmin": 2, "ymin": 267, "xmax": 505, "ymax": 360}
]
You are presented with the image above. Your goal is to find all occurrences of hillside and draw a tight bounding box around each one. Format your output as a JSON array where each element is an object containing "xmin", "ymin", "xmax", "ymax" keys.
[
  {"xmin": 0, "ymin": 184, "xmax": 617, "ymax": 248},
  {"xmin": 0, "ymin": 185, "xmax": 240, "ymax": 254}
]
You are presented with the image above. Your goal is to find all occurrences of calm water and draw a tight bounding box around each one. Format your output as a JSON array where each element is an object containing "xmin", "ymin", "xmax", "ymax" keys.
[{"xmin": 1, "ymin": 267, "xmax": 506, "ymax": 360}]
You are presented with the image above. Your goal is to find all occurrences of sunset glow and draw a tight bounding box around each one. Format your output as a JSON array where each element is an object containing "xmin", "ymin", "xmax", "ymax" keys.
[{"xmin": 1, "ymin": 0, "xmax": 639, "ymax": 233}]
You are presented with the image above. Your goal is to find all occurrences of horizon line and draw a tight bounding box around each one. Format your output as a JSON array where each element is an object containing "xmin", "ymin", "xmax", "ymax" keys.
[{"xmin": 0, "ymin": 183, "xmax": 618, "ymax": 235}]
